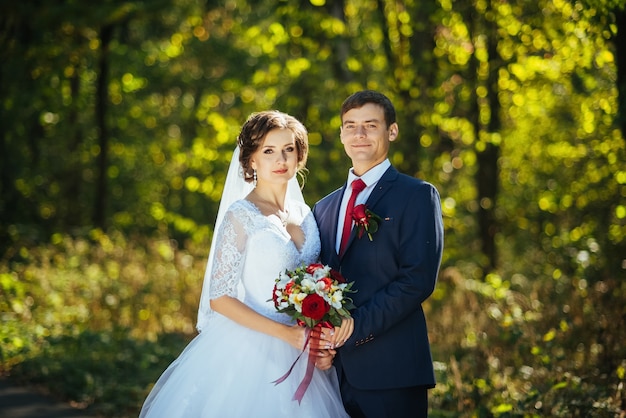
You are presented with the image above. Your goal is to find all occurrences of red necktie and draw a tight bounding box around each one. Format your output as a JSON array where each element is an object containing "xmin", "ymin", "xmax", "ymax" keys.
[{"xmin": 339, "ymin": 178, "xmax": 366, "ymax": 257}]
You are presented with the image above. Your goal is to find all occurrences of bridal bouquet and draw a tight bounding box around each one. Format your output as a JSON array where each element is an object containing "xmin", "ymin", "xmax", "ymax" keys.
[
  {"xmin": 271, "ymin": 263, "xmax": 356, "ymax": 329},
  {"xmin": 271, "ymin": 263, "xmax": 355, "ymax": 403}
]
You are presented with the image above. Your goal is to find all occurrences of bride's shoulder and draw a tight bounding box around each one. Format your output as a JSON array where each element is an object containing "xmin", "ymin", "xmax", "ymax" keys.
[
  {"xmin": 228, "ymin": 199, "xmax": 250, "ymax": 210},
  {"xmin": 224, "ymin": 199, "xmax": 257, "ymax": 219}
]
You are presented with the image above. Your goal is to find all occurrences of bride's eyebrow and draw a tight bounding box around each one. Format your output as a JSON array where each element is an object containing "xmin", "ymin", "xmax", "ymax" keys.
[{"xmin": 262, "ymin": 143, "xmax": 294, "ymax": 150}]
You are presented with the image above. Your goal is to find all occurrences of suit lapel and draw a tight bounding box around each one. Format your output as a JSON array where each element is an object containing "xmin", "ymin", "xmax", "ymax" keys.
[
  {"xmin": 364, "ymin": 166, "xmax": 398, "ymax": 209},
  {"xmin": 341, "ymin": 166, "xmax": 399, "ymax": 257},
  {"xmin": 327, "ymin": 184, "xmax": 348, "ymax": 260}
]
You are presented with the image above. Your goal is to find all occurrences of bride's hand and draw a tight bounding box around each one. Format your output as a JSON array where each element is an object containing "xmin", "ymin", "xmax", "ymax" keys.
[{"xmin": 284, "ymin": 324, "xmax": 308, "ymax": 350}]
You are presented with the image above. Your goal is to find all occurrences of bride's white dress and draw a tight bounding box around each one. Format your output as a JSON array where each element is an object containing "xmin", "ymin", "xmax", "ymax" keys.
[{"xmin": 139, "ymin": 199, "xmax": 348, "ymax": 418}]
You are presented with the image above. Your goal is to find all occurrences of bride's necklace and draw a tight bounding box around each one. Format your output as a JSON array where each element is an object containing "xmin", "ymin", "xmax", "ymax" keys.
[
  {"xmin": 275, "ymin": 208, "xmax": 290, "ymax": 226},
  {"xmin": 251, "ymin": 191, "xmax": 289, "ymax": 226}
]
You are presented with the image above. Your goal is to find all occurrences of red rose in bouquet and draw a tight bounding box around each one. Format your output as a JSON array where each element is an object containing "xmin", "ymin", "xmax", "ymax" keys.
[
  {"xmin": 329, "ymin": 269, "xmax": 347, "ymax": 284},
  {"xmin": 305, "ymin": 263, "xmax": 325, "ymax": 274},
  {"xmin": 301, "ymin": 293, "xmax": 329, "ymax": 322}
]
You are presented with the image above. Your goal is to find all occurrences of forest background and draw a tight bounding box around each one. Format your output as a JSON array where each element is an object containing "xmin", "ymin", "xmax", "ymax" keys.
[{"xmin": 1, "ymin": 0, "xmax": 625, "ymax": 417}]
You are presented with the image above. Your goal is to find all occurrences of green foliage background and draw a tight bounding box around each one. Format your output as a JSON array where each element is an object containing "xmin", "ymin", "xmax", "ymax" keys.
[{"xmin": 1, "ymin": 0, "xmax": 625, "ymax": 416}]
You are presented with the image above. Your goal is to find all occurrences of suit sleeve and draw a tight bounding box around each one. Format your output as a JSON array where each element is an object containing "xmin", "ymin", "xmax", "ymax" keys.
[{"xmin": 343, "ymin": 182, "xmax": 444, "ymax": 351}]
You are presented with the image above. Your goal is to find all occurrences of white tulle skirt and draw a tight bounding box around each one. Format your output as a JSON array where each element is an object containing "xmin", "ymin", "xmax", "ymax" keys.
[{"xmin": 139, "ymin": 314, "xmax": 348, "ymax": 418}]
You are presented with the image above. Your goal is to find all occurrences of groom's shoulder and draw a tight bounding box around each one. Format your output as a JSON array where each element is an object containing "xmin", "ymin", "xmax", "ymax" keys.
[
  {"xmin": 314, "ymin": 187, "xmax": 343, "ymax": 209},
  {"xmin": 392, "ymin": 171, "xmax": 440, "ymax": 197},
  {"xmin": 319, "ymin": 187, "xmax": 343, "ymax": 202},
  {"xmin": 392, "ymin": 169, "xmax": 430, "ymax": 187}
]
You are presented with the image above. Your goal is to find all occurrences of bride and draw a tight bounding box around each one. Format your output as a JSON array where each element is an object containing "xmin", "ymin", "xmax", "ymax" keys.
[{"xmin": 139, "ymin": 111, "xmax": 351, "ymax": 417}]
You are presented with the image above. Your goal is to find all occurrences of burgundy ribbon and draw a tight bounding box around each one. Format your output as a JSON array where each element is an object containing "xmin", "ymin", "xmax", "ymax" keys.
[
  {"xmin": 272, "ymin": 322, "xmax": 332, "ymax": 404},
  {"xmin": 272, "ymin": 327, "xmax": 311, "ymax": 387}
]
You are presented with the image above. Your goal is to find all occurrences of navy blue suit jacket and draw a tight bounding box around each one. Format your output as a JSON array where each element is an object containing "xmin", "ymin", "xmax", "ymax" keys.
[{"xmin": 313, "ymin": 165, "xmax": 444, "ymax": 390}]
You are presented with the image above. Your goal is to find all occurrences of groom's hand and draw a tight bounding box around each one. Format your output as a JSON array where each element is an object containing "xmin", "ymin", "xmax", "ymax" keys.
[
  {"xmin": 313, "ymin": 348, "xmax": 336, "ymax": 370},
  {"xmin": 331, "ymin": 317, "xmax": 354, "ymax": 348},
  {"xmin": 316, "ymin": 317, "xmax": 354, "ymax": 349}
]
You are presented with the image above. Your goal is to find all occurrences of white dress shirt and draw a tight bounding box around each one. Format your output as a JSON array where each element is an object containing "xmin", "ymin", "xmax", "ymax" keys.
[{"xmin": 335, "ymin": 159, "xmax": 391, "ymax": 254}]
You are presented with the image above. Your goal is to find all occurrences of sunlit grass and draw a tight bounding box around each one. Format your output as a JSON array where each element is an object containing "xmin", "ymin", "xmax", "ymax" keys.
[{"xmin": 1, "ymin": 231, "xmax": 624, "ymax": 417}]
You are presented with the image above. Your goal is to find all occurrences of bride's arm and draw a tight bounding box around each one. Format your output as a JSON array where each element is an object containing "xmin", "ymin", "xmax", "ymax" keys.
[
  {"xmin": 210, "ymin": 296, "xmax": 306, "ymax": 350},
  {"xmin": 207, "ymin": 208, "xmax": 310, "ymax": 351}
]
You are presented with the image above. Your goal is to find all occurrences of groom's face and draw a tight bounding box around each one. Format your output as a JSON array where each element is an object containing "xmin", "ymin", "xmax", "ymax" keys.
[{"xmin": 340, "ymin": 103, "xmax": 398, "ymax": 176}]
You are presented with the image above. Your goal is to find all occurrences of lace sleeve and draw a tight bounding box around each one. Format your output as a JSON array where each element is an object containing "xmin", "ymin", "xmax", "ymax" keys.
[{"xmin": 209, "ymin": 209, "xmax": 247, "ymax": 300}]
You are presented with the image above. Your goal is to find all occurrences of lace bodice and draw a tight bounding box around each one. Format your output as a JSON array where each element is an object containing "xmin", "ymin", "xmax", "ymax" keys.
[{"xmin": 202, "ymin": 199, "xmax": 320, "ymax": 327}]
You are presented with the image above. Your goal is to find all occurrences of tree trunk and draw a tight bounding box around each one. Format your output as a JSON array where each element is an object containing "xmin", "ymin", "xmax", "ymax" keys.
[
  {"xmin": 94, "ymin": 24, "xmax": 113, "ymax": 229},
  {"xmin": 328, "ymin": 0, "xmax": 351, "ymax": 82},
  {"xmin": 478, "ymin": 6, "xmax": 501, "ymax": 271},
  {"xmin": 469, "ymin": 1, "xmax": 501, "ymax": 272},
  {"xmin": 476, "ymin": 143, "xmax": 499, "ymax": 270},
  {"xmin": 614, "ymin": 9, "xmax": 626, "ymax": 138},
  {"xmin": 65, "ymin": 53, "xmax": 83, "ymax": 227}
]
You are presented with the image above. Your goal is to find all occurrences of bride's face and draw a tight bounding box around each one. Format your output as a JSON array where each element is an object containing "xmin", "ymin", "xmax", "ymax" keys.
[{"xmin": 250, "ymin": 128, "xmax": 299, "ymax": 187}]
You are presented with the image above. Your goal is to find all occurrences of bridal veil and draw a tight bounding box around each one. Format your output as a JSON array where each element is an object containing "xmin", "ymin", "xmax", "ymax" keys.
[{"xmin": 196, "ymin": 147, "xmax": 305, "ymax": 332}]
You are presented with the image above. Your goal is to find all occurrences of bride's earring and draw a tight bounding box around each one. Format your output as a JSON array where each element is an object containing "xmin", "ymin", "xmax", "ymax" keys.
[{"xmin": 253, "ymin": 169, "xmax": 257, "ymax": 188}]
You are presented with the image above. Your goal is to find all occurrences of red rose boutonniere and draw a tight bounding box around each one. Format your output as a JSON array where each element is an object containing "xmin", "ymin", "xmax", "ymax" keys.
[{"xmin": 352, "ymin": 204, "xmax": 382, "ymax": 241}]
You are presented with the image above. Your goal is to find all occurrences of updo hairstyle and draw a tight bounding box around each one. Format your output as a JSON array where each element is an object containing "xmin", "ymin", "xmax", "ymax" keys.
[{"xmin": 237, "ymin": 110, "xmax": 309, "ymax": 183}]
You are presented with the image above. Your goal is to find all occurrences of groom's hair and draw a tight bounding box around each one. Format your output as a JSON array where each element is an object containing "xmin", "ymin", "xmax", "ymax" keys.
[{"xmin": 341, "ymin": 90, "xmax": 397, "ymax": 128}]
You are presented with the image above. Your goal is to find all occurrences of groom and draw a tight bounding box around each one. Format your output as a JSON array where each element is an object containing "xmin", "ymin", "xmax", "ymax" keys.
[{"xmin": 313, "ymin": 90, "xmax": 444, "ymax": 417}]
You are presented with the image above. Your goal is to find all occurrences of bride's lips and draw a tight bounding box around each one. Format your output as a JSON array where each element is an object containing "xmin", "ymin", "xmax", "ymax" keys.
[{"xmin": 274, "ymin": 168, "xmax": 289, "ymax": 174}]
